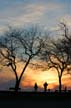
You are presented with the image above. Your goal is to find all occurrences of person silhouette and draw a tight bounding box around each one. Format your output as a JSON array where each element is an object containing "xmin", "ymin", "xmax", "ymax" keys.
[
  {"xmin": 64, "ymin": 86, "xmax": 67, "ymax": 92},
  {"xmin": 43, "ymin": 82, "xmax": 48, "ymax": 92},
  {"xmin": 34, "ymin": 83, "xmax": 38, "ymax": 92}
]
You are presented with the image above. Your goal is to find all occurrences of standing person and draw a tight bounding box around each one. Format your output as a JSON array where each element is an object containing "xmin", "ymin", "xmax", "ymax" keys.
[
  {"xmin": 43, "ymin": 82, "xmax": 48, "ymax": 92},
  {"xmin": 34, "ymin": 83, "xmax": 38, "ymax": 92},
  {"xmin": 64, "ymin": 86, "xmax": 67, "ymax": 92}
]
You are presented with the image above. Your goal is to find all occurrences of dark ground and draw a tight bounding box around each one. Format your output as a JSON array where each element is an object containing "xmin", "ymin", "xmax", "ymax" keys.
[{"xmin": 0, "ymin": 91, "xmax": 71, "ymax": 108}]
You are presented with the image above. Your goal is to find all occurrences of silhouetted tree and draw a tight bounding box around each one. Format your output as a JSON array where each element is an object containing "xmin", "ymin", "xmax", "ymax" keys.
[
  {"xmin": 0, "ymin": 30, "xmax": 20, "ymax": 92},
  {"xmin": 48, "ymin": 41, "xmax": 70, "ymax": 92},
  {"xmin": 59, "ymin": 22, "xmax": 71, "ymax": 73},
  {"xmin": 0, "ymin": 26, "xmax": 43, "ymax": 92},
  {"xmin": 40, "ymin": 23, "xmax": 71, "ymax": 92}
]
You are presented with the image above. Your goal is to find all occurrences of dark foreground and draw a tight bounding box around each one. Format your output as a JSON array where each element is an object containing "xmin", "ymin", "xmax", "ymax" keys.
[{"xmin": 0, "ymin": 91, "xmax": 71, "ymax": 108}]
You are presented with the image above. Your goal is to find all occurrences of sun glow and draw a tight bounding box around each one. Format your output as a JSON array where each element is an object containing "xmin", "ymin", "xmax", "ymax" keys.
[
  {"xmin": 0, "ymin": 60, "xmax": 71, "ymax": 91},
  {"xmin": 21, "ymin": 66, "xmax": 71, "ymax": 91},
  {"xmin": 21, "ymin": 68, "xmax": 58, "ymax": 90}
]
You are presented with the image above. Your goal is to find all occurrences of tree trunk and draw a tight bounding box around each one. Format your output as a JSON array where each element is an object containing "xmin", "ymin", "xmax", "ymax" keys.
[
  {"xmin": 14, "ymin": 80, "xmax": 20, "ymax": 93},
  {"xmin": 14, "ymin": 56, "xmax": 31, "ymax": 93},
  {"xmin": 59, "ymin": 76, "xmax": 62, "ymax": 92}
]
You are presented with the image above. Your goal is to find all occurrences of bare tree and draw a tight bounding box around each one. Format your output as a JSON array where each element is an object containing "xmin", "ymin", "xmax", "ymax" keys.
[
  {"xmin": 59, "ymin": 22, "xmax": 71, "ymax": 74},
  {"xmin": 0, "ymin": 31, "xmax": 19, "ymax": 91},
  {"xmin": 48, "ymin": 40, "xmax": 70, "ymax": 92},
  {"xmin": 0, "ymin": 26, "xmax": 43, "ymax": 92},
  {"xmin": 40, "ymin": 24, "xmax": 71, "ymax": 92}
]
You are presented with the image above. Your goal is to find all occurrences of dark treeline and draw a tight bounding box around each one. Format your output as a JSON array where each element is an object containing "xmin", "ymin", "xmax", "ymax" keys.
[{"xmin": 0, "ymin": 23, "xmax": 71, "ymax": 93}]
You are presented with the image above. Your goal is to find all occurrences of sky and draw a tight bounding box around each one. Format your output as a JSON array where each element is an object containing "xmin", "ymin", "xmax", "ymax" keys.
[
  {"xmin": 0, "ymin": 0, "xmax": 71, "ymax": 33},
  {"xmin": 0, "ymin": 0, "xmax": 71, "ymax": 91},
  {"xmin": 0, "ymin": 62, "xmax": 71, "ymax": 91}
]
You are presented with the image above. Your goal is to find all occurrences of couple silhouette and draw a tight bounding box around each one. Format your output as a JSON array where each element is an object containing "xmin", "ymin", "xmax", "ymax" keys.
[{"xmin": 34, "ymin": 82, "xmax": 48, "ymax": 92}]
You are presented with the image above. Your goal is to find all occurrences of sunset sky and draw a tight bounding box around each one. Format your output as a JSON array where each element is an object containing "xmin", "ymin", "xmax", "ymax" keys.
[{"xmin": 0, "ymin": 0, "xmax": 71, "ymax": 91}]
